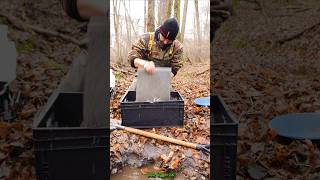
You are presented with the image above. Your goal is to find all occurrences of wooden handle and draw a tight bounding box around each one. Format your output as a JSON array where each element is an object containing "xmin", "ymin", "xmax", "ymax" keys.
[{"xmin": 123, "ymin": 126, "xmax": 197, "ymax": 149}]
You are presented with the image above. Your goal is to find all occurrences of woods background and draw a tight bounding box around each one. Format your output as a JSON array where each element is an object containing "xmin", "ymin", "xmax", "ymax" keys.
[{"xmin": 110, "ymin": 0, "xmax": 210, "ymax": 65}]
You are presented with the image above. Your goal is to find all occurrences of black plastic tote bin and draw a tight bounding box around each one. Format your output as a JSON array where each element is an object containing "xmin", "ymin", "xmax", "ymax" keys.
[
  {"xmin": 33, "ymin": 92, "xmax": 108, "ymax": 180},
  {"xmin": 120, "ymin": 90, "xmax": 184, "ymax": 128},
  {"xmin": 212, "ymin": 95, "xmax": 238, "ymax": 180}
]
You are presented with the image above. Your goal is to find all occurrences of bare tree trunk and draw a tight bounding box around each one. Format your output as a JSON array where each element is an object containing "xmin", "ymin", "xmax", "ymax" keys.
[
  {"xmin": 158, "ymin": 0, "xmax": 166, "ymax": 26},
  {"xmin": 194, "ymin": 0, "xmax": 201, "ymax": 61},
  {"xmin": 174, "ymin": 0, "xmax": 181, "ymax": 41},
  {"xmin": 113, "ymin": 0, "xmax": 121, "ymax": 63},
  {"xmin": 173, "ymin": 0, "xmax": 180, "ymax": 22},
  {"xmin": 166, "ymin": 0, "xmax": 173, "ymax": 19},
  {"xmin": 205, "ymin": 0, "xmax": 209, "ymax": 40},
  {"xmin": 193, "ymin": 15, "xmax": 196, "ymax": 61},
  {"xmin": 147, "ymin": 0, "xmax": 155, "ymax": 32},
  {"xmin": 122, "ymin": 0, "xmax": 137, "ymax": 38},
  {"xmin": 144, "ymin": 0, "xmax": 147, "ymax": 31},
  {"xmin": 123, "ymin": 0, "xmax": 131, "ymax": 64},
  {"xmin": 180, "ymin": 0, "xmax": 188, "ymax": 43},
  {"xmin": 157, "ymin": 0, "xmax": 161, "ymax": 27}
]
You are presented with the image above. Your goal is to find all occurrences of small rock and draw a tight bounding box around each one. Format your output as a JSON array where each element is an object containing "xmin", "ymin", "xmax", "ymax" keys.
[
  {"xmin": 0, "ymin": 162, "xmax": 11, "ymax": 178},
  {"xmin": 186, "ymin": 150, "xmax": 193, "ymax": 158},
  {"xmin": 247, "ymin": 163, "xmax": 268, "ymax": 180},
  {"xmin": 111, "ymin": 168, "xmax": 117, "ymax": 174},
  {"xmin": 0, "ymin": 152, "xmax": 6, "ymax": 161}
]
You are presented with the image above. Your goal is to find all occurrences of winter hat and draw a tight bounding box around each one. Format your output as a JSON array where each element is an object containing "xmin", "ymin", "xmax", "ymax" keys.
[{"xmin": 159, "ymin": 18, "xmax": 179, "ymax": 41}]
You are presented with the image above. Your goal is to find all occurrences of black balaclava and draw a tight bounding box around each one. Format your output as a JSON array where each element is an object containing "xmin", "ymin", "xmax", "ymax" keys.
[
  {"xmin": 155, "ymin": 28, "xmax": 171, "ymax": 50},
  {"xmin": 160, "ymin": 18, "xmax": 179, "ymax": 40},
  {"xmin": 156, "ymin": 18, "xmax": 180, "ymax": 51}
]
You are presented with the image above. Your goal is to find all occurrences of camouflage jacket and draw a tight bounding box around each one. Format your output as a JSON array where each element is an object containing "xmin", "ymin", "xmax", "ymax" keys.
[{"xmin": 128, "ymin": 32, "xmax": 183, "ymax": 76}]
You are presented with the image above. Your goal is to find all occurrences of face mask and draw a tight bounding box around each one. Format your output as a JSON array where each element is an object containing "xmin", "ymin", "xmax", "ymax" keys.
[
  {"xmin": 155, "ymin": 28, "xmax": 172, "ymax": 50},
  {"xmin": 159, "ymin": 41, "xmax": 172, "ymax": 50}
]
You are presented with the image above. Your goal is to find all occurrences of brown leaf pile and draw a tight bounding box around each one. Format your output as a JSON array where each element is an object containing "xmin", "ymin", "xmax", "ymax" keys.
[
  {"xmin": 110, "ymin": 62, "xmax": 210, "ymax": 179},
  {"xmin": 214, "ymin": 0, "xmax": 320, "ymax": 179}
]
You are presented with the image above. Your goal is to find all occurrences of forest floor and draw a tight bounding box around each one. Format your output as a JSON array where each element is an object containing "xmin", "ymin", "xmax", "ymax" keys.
[
  {"xmin": 110, "ymin": 62, "xmax": 210, "ymax": 179},
  {"xmin": 214, "ymin": 0, "xmax": 320, "ymax": 179},
  {"xmin": 0, "ymin": 0, "xmax": 85, "ymax": 179}
]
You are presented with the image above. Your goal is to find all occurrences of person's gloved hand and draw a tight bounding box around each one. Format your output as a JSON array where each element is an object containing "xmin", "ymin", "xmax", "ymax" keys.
[{"xmin": 143, "ymin": 61, "xmax": 156, "ymax": 74}]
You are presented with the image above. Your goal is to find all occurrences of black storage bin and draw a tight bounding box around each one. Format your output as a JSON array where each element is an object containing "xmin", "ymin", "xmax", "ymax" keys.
[
  {"xmin": 33, "ymin": 92, "xmax": 108, "ymax": 180},
  {"xmin": 212, "ymin": 95, "xmax": 238, "ymax": 180},
  {"xmin": 120, "ymin": 90, "xmax": 184, "ymax": 128}
]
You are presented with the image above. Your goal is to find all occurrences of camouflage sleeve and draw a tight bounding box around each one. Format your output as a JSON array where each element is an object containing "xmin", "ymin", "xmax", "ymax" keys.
[
  {"xmin": 171, "ymin": 41, "xmax": 183, "ymax": 76},
  {"xmin": 127, "ymin": 34, "xmax": 149, "ymax": 68},
  {"xmin": 211, "ymin": 0, "xmax": 232, "ymax": 42}
]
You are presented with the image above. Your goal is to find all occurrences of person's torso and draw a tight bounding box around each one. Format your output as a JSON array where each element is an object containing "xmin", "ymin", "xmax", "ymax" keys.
[{"xmin": 142, "ymin": 32, "xmax": 175, "ymax": 67}]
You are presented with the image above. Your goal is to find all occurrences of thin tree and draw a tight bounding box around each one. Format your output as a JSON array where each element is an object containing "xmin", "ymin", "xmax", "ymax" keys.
[
  {"xmin": 158, "ymin": 0, "xmax": 166, "ymax": 26},
  {"xmin": 166, "ymin": 0, "xmax": 173, "ymax": 18},
  {"xmin": 122, "ymin": 0, "xmax": 131, "ymax": 64},
  {"xmin": 180, "ymin": 0, "xmax": 188, "ymax": 43},
  {"xmin": 173, "ymin": 0, "xmax": 180, "ymax": 41},
  {"xmin": 113, "ymin": 0, "xmax": 121, "ymax": 62},
  {"xmin": 144, "ymin": 0, "xmax": 147, "ymax": 31},
  {"xmin": 194, "ymin": 0, "xmax": 201, "ymax": 60},
  {"xmin": 147, "ymin": 0, "xmax": 155, "ymax": 32}
]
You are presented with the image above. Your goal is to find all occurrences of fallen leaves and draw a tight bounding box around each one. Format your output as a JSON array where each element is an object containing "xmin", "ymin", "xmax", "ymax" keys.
[
  {"xmin": 160, "ymin": 151, "xmax": 174, "ymax": 163},
  {"xmin": 0, "ymin": 122, "xmax": 11, "ymax": 139},
  {"xmin": 110, "ymin": 62, "xmax": 210, "ymax": 179},
  {"xmin": 248, "ymin": 164, "xmax": 268, "ymax": 180}
]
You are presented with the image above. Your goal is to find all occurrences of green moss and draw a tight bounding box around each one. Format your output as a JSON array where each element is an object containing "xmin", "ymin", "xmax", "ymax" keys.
[
  {"xmin": 40, "ymin": 59, "xmax": 63, "ymax": 71},
  {"xmin": 232, "ymin": 0, "xmax": 240, "ymax": 15},
  {"xmin": 287, "ymin": 0, "xmax": 296, "ymax": 5},
  {"xmin": 232, "ymin": 36, "xmax": 250, "ymax": 49},
  {"xmin": 219, "ymin": 23, "xmax": 231, "ymax": 33},
  {"xmin": 17, "ymin": 38, "xmax": 35, "ymax": 53},
  {"xmin": 0, "ymin": 17, "xmax": 7, "ymax": 24},
  {"xmin": 114, "ymin": 71, "xmax": 122, "ymax": 79}
]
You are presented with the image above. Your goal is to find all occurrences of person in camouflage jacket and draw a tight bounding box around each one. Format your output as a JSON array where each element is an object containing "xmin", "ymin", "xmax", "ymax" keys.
[{"xmin": 128, "ymin": 18, "xmax": 183, "ymax": 77}]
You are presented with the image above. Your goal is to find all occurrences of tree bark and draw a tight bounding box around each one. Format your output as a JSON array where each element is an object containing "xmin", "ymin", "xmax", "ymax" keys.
[
  {"xmin": 166, "ymin": 0, "xmax": 173, "ymax": 19},
  {"xmin": 158, "ymin": 0, "xmax": 166, "ymax": 26},
  {"xmin": 194, "ymin": 0, "xmax": 201, "ymax": 60},
  {"xmin": 147, "ymin": 0, "xmax": 155, "ymax": 32},
  {"xmin": 123, "ymin": 0, "xmax": 131, "ymax": 64},
  {"xmin": 180, "ymin": 0, "xmax": 188, "ymax": 43},
  {"xmin": 113, "ymin": 0, "xmax": 121, "ymax": 62},
  {"xmin": 174, "ymin": 0, "xmax": 181, "ymax": 41},
  {"xmin": 144, "ymin": 0, "xmax": 147, "ymax": 31}
]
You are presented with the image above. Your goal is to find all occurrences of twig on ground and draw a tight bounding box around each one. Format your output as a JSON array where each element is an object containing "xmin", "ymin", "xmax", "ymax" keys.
[
  {"xmin": 0, "ymin": 11, "xmax": 81, "ymax": 46},
  {"xmin": 276, "ymin": 21, "xmax": 320, "ymax": 44}
]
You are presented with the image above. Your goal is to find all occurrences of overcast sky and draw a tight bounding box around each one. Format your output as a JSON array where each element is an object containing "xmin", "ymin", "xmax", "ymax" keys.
[{"xmin": 110, "ymin": 0, "xmax": 210, "ymax": 46}]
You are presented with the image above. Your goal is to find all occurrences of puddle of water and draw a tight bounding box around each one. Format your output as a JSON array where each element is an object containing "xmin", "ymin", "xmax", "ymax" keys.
[
  {"xmin": 110, "ymin": 166, "xmax": 149, "ymax": 180},
  {"xmin": 110, "ymin": 165, "xmax": 184, "ymax": 180}
]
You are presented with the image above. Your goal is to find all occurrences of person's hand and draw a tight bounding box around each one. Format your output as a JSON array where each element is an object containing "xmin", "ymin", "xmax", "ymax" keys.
[{"xmin": 143, "ymin": 61, "xmax": 156, "ymax": 74}]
